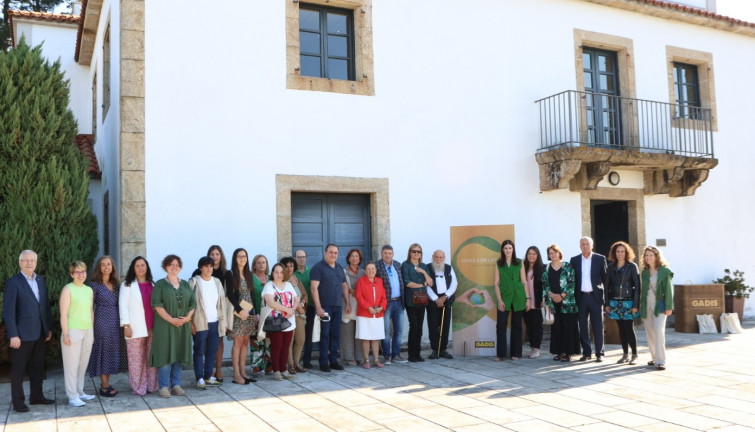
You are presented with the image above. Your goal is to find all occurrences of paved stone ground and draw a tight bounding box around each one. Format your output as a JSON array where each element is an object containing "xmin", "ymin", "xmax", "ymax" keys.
[{"xmin": 2, "ymin": 321, "xmax": 755, "ymax": 432}]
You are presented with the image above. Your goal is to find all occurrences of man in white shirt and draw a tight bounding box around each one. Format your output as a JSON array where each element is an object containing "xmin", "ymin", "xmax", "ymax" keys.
[
  {"xmin": 427, "ymin": 250, "xmax": 457, "ymax": 360},
  {"xmin": 569, "ymin": 237, "xmax": 608, "ymax": 362}
]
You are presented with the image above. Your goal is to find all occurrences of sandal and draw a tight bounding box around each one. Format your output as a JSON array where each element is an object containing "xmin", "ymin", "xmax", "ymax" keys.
[
  {"xmin": 295, "ymin": 365, "xmax": 308, "ymax": 373},
  {"xmin": 99, "ymin": 386, "xmax": 118, "ymax": 397},
  {"xmin": 287, "ymin": 367, "xmax": 297, "ymax": 374},
  {"xmin": 361, "ymin": 362, "xmax": 371, "ymax": 369},
  {"xmin": 647, "ymin": 360, "xmax": 655, "ymax": 366},
  {"xmin": 373, "ymin": 362, "xmax": 384, "ymax": 369}
]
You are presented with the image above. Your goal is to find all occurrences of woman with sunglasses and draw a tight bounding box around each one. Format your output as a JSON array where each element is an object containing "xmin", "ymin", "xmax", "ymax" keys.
[
  {"xmin": 401, "ymin": 244, "xmax": 433, "ymax": 362},
  {"xmin": 151, "ymin": 255, "xmax": 196, "ymax": 398}
]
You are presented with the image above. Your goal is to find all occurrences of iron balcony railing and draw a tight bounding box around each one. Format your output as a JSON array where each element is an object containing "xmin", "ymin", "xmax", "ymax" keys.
[{"xmin": 535, "ymin": 90, "xmax": 714, "ymax": 157}]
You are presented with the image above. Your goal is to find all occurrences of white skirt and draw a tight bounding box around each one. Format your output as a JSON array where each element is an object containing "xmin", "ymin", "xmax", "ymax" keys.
[{"xmin": 355, "ymin": 316, "xmax": 385, "ymax": 340}]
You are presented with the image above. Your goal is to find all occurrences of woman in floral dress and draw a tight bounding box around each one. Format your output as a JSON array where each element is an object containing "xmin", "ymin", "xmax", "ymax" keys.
[{"xmin": 87, "ymin": 256, "xmax": 128, "ymax": 397}]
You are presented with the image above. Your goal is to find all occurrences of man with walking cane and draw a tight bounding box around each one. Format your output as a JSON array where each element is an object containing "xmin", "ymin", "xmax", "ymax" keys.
[{"xmin": 426, "ymin": 250, "xmax": 457, "ymax": 359}]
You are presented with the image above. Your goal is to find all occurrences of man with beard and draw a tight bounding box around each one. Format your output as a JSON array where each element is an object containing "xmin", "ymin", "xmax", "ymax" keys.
[{"xmin": 426, "ymin": 250, "xmax": 457, "ymax": 359}]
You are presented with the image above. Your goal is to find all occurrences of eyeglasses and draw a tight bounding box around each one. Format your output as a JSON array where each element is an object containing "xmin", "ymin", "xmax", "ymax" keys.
[
  {"xmin": 237, "ymin": 255, "xmax": 248, "ymax": 259},
  {"xmin": 296, "ymin": 256, "xmax": 306, "ymax": 259},
  {"xmin": 73, "ymin": 270, "xmax": 87, "ymax": 275},
  {"xmin": 411, "ymin": 250, "xmax": 422, "ymax": 254}
]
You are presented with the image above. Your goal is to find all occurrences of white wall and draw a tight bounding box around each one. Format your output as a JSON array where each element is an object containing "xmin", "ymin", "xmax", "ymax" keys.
[
  {"xmin": 14, "ymin": 20, "xmax": 91, "ymax": 134},
  {"xmin": 143, "ymin": 0, "xmax": 755, "ymax": 316}
]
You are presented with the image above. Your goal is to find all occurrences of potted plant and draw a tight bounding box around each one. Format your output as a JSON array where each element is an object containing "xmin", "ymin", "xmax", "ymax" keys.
[{"xmin": 713, "ymin": 269, "xmax": 753, "ymax": 323}]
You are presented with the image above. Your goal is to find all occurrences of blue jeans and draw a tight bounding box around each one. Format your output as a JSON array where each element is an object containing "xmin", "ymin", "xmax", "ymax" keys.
[
  {"xmin": 381, "ymin": 300, "xmax": 403, "ymax": 359},
  {"xmin": 318, "ymin": 305, "xmax": 342, "ymax": 366},
  {"xmin": 158, "ymin": 362, "xmax": 183, "ymax": 388},
  {"xmin": 192, "ymin": 321, "xmax": 220, "ymax": 381}
]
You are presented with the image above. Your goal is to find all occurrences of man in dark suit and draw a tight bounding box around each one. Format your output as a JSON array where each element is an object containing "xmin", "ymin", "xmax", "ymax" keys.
[
  {"xmin": 570, "ymin": 237, "xmax": 608, "ymax": 362},
  {"xmin": 3, "ymin": 250, "xmax": 54, "ymax": 412}
]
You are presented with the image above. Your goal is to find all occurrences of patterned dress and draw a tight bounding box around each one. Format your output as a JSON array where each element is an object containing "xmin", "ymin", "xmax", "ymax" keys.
[
  {"xmin": 88, "ymin": 281, "xmax": 128, "ymax": 377},
  {"xmin": 230, "ymin": 279, "xmax": 255, "ymax": 337}
]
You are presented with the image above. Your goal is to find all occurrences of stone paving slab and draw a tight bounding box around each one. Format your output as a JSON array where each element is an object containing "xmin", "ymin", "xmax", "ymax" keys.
[{"xmin": 2, "ymin": 321, "xmax": 755, "ymax": 431}]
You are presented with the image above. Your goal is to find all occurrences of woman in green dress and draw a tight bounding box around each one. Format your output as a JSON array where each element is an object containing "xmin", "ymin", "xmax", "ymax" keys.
[
  {"xmin": 250, "ymin": 254, "xmax": 272, "ymax": 375},
  {"xmin": 493, "ymin": 240, "xmax": 528, "ymax": 361},
  {"xmin": 151, "ymin": 255, "xmax": 196, "ymax": 398}
]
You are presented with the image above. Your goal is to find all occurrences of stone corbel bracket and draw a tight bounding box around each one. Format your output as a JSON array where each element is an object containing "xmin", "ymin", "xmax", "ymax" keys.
[{"xmin": 535, "ymin": 146, "xmax": 718, "ymax": 196}]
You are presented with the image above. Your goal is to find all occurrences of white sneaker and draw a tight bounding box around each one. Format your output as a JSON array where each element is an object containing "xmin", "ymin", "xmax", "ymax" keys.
[
  {"xmin": 196, "ymin": 378, "xmax": 206, "ymax": 390},
  {"xmin": 273, "ymin": 371, "xmax": 282, "ymax": 381},
  {"xmin": 281, "ymin": 371, "xmax": 294, "ymax": 380},
  {"xmin": 529, "ymin": 348, "xmax": 541, "ymax": 359},
  {"xmin": 69, "ymin": 398, "xmax": 86, "ymax": 407},
  {"xmin": 79, "ymin": 393, "xmax": 96, "ymax": 401}
]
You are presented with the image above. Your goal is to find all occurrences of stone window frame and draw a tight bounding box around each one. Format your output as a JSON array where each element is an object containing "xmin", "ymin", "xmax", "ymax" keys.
[
  {"xmin": 286, "ymin": 0, "xmax": 375, "ymax": 96},
  {"xmin": 665, "ymin": 46, "xmax": 717, "ymax": 132},
  {"xmin": 573, "ymin": 29, "xmax": 637, "ymax": 147},
  {"xmin": 275, "ymin": 174, "xmax": 389, "ymax": 262}
]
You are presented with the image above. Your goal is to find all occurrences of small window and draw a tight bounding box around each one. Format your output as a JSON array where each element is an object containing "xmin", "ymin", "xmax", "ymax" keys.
[
  {"xmin": 673, "ymin": 62, "xmax": 700, "ymax": 119},
  {"xmin": 299, "ymin": 4, "xmax": 354, "ymax": 81}
]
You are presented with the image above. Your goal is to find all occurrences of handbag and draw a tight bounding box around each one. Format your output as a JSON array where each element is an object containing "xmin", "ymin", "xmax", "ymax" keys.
[
  {"xmin": 411, "ymin": 288, "xmax": 429, "ymax": 306},
  {"xmin": 542, "ymin": 307, "xmax": 554, "ymax": 325},
  {"xmin": 262, "ymin": 314, "xmax": 291, "ymax": 332}
]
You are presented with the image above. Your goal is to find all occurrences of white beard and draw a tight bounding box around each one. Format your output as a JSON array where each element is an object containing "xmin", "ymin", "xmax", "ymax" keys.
[{"xmin": 433, "ymin": 262, "xmax": 445, "ymax": 274}]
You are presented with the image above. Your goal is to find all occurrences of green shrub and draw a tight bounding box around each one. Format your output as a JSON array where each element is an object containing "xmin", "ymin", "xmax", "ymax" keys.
[{"xmin": 0, "ymin": 38, "xmax": 98, "ymax": 363}]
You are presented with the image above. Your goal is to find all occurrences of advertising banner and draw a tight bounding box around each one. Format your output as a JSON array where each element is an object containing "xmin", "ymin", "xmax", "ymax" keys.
[{"xmin": 451, "ymin": 224, "xmax": 514, "ymax": 357}]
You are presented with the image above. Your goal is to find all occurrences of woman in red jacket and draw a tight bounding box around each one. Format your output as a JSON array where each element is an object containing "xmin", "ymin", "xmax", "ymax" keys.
[{"xmin": 355, "ymin": 262, "xmax": 387, "ymax": 369}]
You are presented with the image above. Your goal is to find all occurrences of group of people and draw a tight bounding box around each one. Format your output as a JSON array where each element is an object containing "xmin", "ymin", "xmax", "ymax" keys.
[
  {"xmin": 493, "ymin": 237, "xmax": 674, "ymax": 371},
  {"xmin": 3, "ymin": 237, "xmax": 673, "ymax": 413}
]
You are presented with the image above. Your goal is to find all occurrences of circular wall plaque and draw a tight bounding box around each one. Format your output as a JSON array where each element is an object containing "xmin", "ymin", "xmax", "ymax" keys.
[{"xmin": 608, "ymin": 171, "xmax": 620, "ymax": 186}]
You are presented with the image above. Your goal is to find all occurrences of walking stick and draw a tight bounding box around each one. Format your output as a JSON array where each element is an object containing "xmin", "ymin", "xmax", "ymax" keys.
[{"xmin": 437, "ymin": 303, "xmax": 446, "ymax": 354}]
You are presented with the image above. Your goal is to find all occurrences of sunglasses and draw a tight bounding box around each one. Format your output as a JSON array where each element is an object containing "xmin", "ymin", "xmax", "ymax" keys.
[{"xmin": 411, "ymin": 250, "xmax": 422, "ymax": 254}]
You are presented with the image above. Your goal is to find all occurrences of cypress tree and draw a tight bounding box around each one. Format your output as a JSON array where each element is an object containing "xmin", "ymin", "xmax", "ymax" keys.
[{"xmin": 0, "ymin": 37, "xmax": 98, "ymax": 363}]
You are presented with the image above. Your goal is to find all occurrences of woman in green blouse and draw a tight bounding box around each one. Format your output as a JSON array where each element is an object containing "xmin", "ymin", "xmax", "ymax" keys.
[
  {"xmin": 494, "ymin": 240, "xmax": 528, "ymax": 361},
  {"xmin": 543, "ymin": 244, "xmax": 580, "ymax": 362}
]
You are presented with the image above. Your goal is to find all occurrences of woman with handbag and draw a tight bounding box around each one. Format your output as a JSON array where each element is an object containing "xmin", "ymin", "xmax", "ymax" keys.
[
  {"xmin": 341, "ymin": 249, "xmax": 365, "ymax": 366},
  {"xmin": 640, "ymin": 246, "xmax": 674, "ymax": 371},
  {"xmin": 355, "ymin": 262, "xmax": 387, "ymax": 368},
  {"xmin": 281, "ymin": 256, "xmax": 307, "ymax": 374},
  {"xmin": 401, "ymin": 243, "xmax": 433, "ymax": 362},
  {"xmin": 605, "ymin": 241, "xmax": 640, "ymax": 365},
  {"xmin": 522, "ymin": 246, "xmax": 545, "ymax": 359},
  {"xmin": 262, "ymin": 263, "xmax": 299, "ymax": 381},
  {"xmin": 225, "ymin": 248, "xmax": 256, "ymax": 385},
  {"xmin": 493, "ymin": 240, "xmax": 528, "ymax": 361},
  {"xmin": 543, "ymin": 244, "xmax": 580, "ymax": 362}
]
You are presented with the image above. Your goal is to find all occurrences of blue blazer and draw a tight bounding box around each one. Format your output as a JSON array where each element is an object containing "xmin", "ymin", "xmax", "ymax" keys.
[
  {"xmin": 570, "ymin": 253, "xmax": 608, "ymax": 305},
  {"xmin": 3, "ymin": 273, "xmax": 52, "ymax": 341}
]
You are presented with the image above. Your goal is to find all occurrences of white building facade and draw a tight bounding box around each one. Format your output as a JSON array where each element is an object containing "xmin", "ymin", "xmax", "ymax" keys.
[{"xmin": 12, "ymin": 0, "xmax": 755, "ymax": 318}]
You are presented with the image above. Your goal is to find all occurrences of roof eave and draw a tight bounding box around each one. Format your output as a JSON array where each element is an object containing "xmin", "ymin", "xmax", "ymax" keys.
[{"xmin": 582, "ymin": 0, "xmax": 755, "ymax": 37}]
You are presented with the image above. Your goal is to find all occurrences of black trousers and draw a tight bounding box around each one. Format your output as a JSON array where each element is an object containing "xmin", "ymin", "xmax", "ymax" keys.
[
  {"xmin": 11, "ymin": 336, "xmax": 47, "ymax": 408},
  {"xmin": 578, "ymin": 293, "xmax": 604, "ymax": 357},
  {"xmin": 405, "ymin": 306, "xmax": 425, "ymax": 360},
  {"xmin": 426, "ymin": 302, "xmax": 451, "ymax": 353},
  {"xmin": 523, "ymin": 308, "xmax": 544, "ymax": 349},
  {"xmin": 616, "ymin": 319, "xmax": 637, "ymax": 355},
  {"xmin": 302, "ymin": 306, "xmax": 316, "ymax": 365},
  {"xmin": 496, "ymin": 309, "xmax": 523, "ymax": 358}
]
